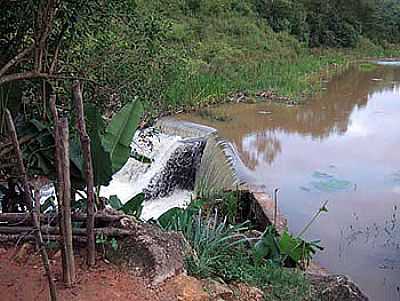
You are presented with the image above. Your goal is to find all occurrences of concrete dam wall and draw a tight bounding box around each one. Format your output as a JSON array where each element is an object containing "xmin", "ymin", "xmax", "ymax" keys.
[{"xmin": 155, "ymin": 117, "xmax": 287, "ymax": 232}]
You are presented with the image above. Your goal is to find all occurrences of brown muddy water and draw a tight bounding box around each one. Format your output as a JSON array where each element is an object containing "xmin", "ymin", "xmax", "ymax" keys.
[{"xmin": 179, "ymin": 63, "xmax": 400, "ymax": 301}]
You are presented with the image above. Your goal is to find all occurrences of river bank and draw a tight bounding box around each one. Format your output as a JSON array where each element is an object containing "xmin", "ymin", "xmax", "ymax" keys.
[{"xmin": 154, "ymin": 50, "xmax": 400, "ymax": 121}]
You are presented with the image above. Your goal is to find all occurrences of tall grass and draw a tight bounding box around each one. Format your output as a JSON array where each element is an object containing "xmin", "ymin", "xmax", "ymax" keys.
[
  {"xmin": 166, "ymin": 52, "xmax": 348, "ymax": 107},
  {"xmin": 134, "ymin": 1, "xmax": 400, "ymax": 111},
  {"xmin": 159, "ymin": 205, "xmax": 312, "ymax": 301},
  {"xmin": 155, "ymin": 5, "xmax": 400, "ymax": 110}
]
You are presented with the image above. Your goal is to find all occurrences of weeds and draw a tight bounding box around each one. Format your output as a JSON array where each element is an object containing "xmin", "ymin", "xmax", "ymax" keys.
[
  {"xmin": 359, "ymin": 62, "xmax": 378, "ymax": 72},
  {"xmin": 156, "ymin": 196, "xmax": 328, "ymax": 300}
]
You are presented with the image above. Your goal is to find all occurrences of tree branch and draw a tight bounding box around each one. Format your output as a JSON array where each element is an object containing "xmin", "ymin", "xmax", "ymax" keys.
[
  {"xmin": 73, "ymin": 80, "xmax": 96, "ymax": 267},
  {"xmin": 0, "ymin": 71, "xmax": 101, "ymax": 87},
  {"xmin": 5, "ymin": 109, "xmax": 57, "ymax": 301},
  {"xmin": 0, "ymin": 45, "xmax": 34, "ymax": 78}
]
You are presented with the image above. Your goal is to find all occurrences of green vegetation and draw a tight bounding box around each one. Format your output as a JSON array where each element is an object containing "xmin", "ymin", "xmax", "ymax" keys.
[
  {"xmin": 257, "ymin": 0, "xmax": 400, "ymax": 48},
  {"xmin": 131, "ymin": 0, "xmax": 400, "ymax": 108},
  {"xmin": 156, "ymin": 195, "xmax": 329, "ymax": 300},
  {"xmin": 359, "ymin": 62, "xmax": 378, "ymax": 72},
  {"xmin": 2, "ymin": 1, "xmax": 400, "ymax": 121},
  {"xmin": 158, "ymin": 193, "xmax": 319, "ymax": 300},
  {"xmin": 108, "ymin": 193, "xmax": 145, "ymax": 219}
]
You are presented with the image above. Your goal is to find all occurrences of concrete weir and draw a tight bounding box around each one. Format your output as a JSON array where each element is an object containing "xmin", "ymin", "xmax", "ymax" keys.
[{"xmin": 155, "ymin": 117, "xmax": 287, "ymax": 232}]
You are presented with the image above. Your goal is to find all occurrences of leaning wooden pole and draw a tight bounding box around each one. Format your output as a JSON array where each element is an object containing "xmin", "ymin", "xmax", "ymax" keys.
[
  {"xmin": 59, "ymin": 117, "xmax": 75, "ymax": 286},
  {"xmin": 49, "ymin": 95, "xmax": 68, "ymax": 284},
  {"xmin": 73, "ymin": 80, "xmax": 96, "ymax": 267},
  {"xmin": 5, "ymin": 109, "xmax": 57, "ymax": 301}
]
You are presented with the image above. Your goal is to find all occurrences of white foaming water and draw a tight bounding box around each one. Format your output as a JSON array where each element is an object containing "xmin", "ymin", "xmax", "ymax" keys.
[
  {"xmin": 376, "ymin": 60, "xmax": 400, "ymax": 66},
  {"xmin": 141, "ymin": 189, "xmax": 192, "ymax": 220},
  {"xmin": 100, "ymin": 130, "xmax": 193, "ymax": 220}
]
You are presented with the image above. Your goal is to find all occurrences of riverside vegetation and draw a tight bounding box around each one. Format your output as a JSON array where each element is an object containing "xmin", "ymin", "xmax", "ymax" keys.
[
  {"xmin": 2, "ymin": 1, "xmax": 400, "ymax": 117},
  {"xmin": 1, "ymin": 1, "xmax": 400, "ymax": 300}
]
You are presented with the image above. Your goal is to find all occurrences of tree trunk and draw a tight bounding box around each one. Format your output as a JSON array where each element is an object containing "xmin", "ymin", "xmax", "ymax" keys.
[
  {"xmin": 49, "ymin": 95, "xmax": 68, "ymax": 285},
  {"xmin": 5, "ymin": 109, "xmax": 57, "ymax": 301},
  {"xmin": 59, "ymin": 117, "xmax": 75, "ymax": 286},
  {"xmin": 73, "ymin": 80, "xmax": 96, "ymax": 267}
]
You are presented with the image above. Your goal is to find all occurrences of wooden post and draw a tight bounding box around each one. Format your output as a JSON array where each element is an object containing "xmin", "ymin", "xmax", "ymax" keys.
[
  {"xmin": 59, "ymin": 117, "xmax": 75, "ymax": 286},
  {"xmin": 5, "ymin": 109, "xmax": 57, "ymax": 301},
  {"xmin": 49, "ymin": 95, "xmax": 68, "ymax": 284},
  {"xmin": 273, "ymin": 188, "xmax": 279, "ymax": 227},
  {"xmin": 73, "ymin": 80, "xmax": 96, "ymax": 267},
  {"xmin": 33, "ymin": 183, "xmax": 41, "ymax": 229}
]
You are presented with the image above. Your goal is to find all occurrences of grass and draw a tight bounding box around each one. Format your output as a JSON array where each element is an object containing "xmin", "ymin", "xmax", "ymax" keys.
[
  {"xmin": 359, "ymin": 62, "xmax": 378, "ymax": 72},
  {"xmin": 220, "ymin": 252, "xmax": 312, "ymax": 301},
  {"xmin": 184, "ymin": 215, "xmax": 312, "ymax": 301},
  {"xmin": 132, "ymin": 2, "xmax": 400, "ymax": 111},
  {"xmin": 167, "ymin": 51, "xmax": 350, "ymax": 108},
  {"xmin": 159, "ymin": 202, "xmax": 313, "ymax": 301}
]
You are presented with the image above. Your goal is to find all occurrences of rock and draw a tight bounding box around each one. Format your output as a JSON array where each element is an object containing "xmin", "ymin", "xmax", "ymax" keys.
[
  {"xmin": 229, "ymin": 283, "xmax": 264, "ymax": 301},
  {"xmin": 13, "ymin": 243, "xmax": 33, "ymax": 264},
  {"xmin": 169, "ymin": 274, "xmax": 209, "ymax": 301},
  {"xmin": 0, "ymin": 247, "xmax": 7, "ymax": 256},
  {"xmin": 310, "ymin": 274, "xmax": 369, "ymax": 301},
  {"xmin": 202, "ymin": 279, "xmax": 234, "ymax": 300},
  {"xmin": 201, "ymin": 279, "xmax": 263, "ymax": 301},
  {"xmin": 107, "ymin": 218, "xmax": 187, "ymax": 286},
  {"xmin": 250, "ymin": 191, "xmax": 287, "ymax": 233}
]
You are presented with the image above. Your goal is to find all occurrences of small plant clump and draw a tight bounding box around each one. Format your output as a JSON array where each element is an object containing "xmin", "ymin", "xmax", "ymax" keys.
[
  {"xmin": 156, "ymin": 196, "xmax": 329, "ymax": 301},
  {"xmin": 359, "ymin": 63, "xmax": 378, "ymax": 72}
]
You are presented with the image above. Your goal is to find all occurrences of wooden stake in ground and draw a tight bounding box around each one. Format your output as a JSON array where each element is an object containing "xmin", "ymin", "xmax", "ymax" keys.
[
  {"xmin": 73, "ymin": 80, "xmax": 96, "ymax": 267},
  {"xmin": 5, "ymin": 109, "xmax": 57, "ymax": 301},
  {"xmin": 59, "ymin": 117, "xmax": 75, "ymax": 286},
  {"xmin": 49, "ymin": 95, "xmax": 68, "ymax": 284}
]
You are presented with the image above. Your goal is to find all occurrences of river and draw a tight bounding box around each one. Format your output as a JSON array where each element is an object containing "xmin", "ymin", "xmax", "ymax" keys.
[{"xmin": 179, "ymin": 62, "xmax": 400, "ymax": 301}]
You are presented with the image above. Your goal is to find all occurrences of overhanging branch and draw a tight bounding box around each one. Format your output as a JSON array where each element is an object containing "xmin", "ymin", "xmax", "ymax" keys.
[
  {"xmin": 0, "ymin": 71, "xmax": 101, "ymax": 87},
  {"xmin": 0, "ymin": 45, "xmax": 35, "ymax": 78}
]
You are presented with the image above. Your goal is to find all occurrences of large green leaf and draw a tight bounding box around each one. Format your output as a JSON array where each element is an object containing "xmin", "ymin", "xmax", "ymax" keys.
[
  {"xmin": 279, "ymin": 231, "xmax": 303, "ymax": 263},
  {"xmin": 15, "ymin": 119, "xmax": 84, "ymax": 187},
  {"xmin": 108, "ymin": 195, "xmax": 123, "ymax": 210},
  {"xmin": 85, "ymin": 104, "xmax": 113, "ymax": 186},
  {"xmin": 107, "ymin": 193, "xmax": 145, "ymax": 219},
  {"xmin": 157, "ymin": 207, "xmax": 186, "ymax": 229},
  {"xmin": 253, "ymin": 225, "xmax": 282, "ymax": 265},
  {"xmin": 120, "ymin": 193, "xmax": 145, "ymax": 217},
  {"xmin": 102, "ymin": 99, "xmax": 143, "ymax": 173}
]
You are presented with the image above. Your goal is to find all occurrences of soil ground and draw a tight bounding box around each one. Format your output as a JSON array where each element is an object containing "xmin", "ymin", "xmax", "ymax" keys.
[{"xmin": 0, "ymin": 245, "xmax": 181, "ymax": 301}]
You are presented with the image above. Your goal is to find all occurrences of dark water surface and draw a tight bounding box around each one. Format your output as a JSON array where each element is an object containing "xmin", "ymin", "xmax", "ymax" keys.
[{"xmin": 179, "ymin": 64, "xmax": 400, "ymax": 301}]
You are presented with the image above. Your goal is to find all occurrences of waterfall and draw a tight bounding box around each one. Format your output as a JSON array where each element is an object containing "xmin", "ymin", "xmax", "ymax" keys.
[
  {"xmin": 143, "ymin": 138, "xmax": 205, "ymax": 200},
  {"xmin": 101, "ymin": 129, "xmax": 205, "ymax": 220}
]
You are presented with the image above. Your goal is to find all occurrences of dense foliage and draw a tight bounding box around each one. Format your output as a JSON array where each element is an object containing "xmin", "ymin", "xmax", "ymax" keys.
[
  {"xmin": 256, "ymin": 0, "xmax": 400, "ymax": 48},
  {"xmin": 1, "ymin": 0, "xmax": 400, "ymax": 118}
]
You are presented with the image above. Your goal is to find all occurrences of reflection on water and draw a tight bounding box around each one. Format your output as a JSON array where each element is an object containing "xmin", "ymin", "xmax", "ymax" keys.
[{"xmin": 180, "ymin": 64, "xmax": 400, "ymax": 301}]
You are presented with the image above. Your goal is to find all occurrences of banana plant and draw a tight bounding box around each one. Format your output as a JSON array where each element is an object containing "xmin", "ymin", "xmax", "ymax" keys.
[
  {"xmin": 8, "ymin": 98, "xmax": 144, "ymax": 189},
  {"xmin": 75, "ymin": 98, "xmax": 144, "ymax": 186},
  {"xmin": 107, "ymin": 193, "xmax": 145, "ymax": 219},
  {"xmin": 102, "ymin": 98, "xmax": 144, "ymax": 173}
]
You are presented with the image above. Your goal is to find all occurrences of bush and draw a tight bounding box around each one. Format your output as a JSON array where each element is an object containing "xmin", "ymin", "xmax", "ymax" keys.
[{"xmin": 157, "ymin": 202, "xmax": 314, "ymax": 300}]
